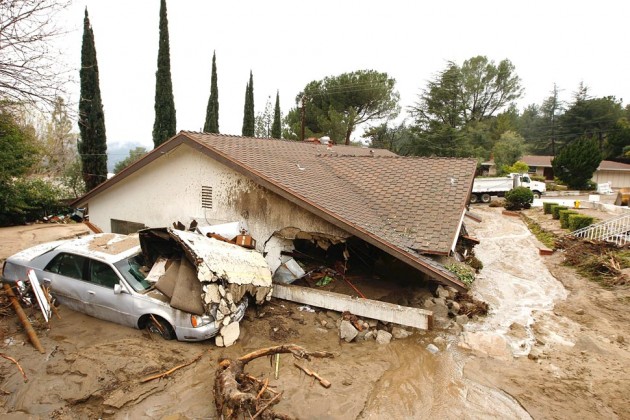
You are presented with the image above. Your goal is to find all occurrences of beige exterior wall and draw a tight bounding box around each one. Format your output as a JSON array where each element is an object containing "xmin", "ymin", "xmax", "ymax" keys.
[
  {"xmin": 88, "ymin": 144, "xmax": 348, "ymax": 252},
  {"xmin": 592, "ymin": 170, "xmax": 630, "ymax": 189}
]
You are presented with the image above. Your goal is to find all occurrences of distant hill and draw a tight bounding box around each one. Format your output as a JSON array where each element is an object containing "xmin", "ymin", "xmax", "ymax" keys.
[{"xmin": 107, "ymin": 143, "xmax": 143, "ymax": 172}]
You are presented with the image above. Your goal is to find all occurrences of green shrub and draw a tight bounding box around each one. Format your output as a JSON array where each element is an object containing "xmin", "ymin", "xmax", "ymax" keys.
[
  {"xmin": 504, "ymin": 186, "xmax": 534, "ymax": 210},
  {"xmin": 445, "ymin": 263, "xmax": 476, "ymax": 286},
  {"xmin": 531, "ymin": 175, "xmax": 546, "ymax": 182},
  {"xmin": 568, "ymin": 214, "xmax": 594, "ymax": 231},
  {"xmin": 552, "ymin": 205, "xmax": 568, "ymax": 220},
  {"xmin": 559, "ymin": 210, "xmax": 578, "ymax": 229},
  {"xmin": 543, "ymin": 202, "xmax": 556, "ymax": 214}
]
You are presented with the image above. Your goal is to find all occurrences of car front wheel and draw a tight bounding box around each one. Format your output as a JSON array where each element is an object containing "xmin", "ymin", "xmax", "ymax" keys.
[{"xmin": 146, "ymin": 315, "xmax": 175, "ymax": 340}]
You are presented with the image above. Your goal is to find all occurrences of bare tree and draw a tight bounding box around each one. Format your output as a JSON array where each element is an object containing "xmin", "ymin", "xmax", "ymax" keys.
[{"xmin": 0, "ymin": 0, "xmax": 70, "ymax": 108}]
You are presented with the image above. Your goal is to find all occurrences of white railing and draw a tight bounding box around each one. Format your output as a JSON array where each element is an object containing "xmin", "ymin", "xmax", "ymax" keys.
[{"xmin": 570, "ymin": 213, "xmax": 630, "ymax": 246}]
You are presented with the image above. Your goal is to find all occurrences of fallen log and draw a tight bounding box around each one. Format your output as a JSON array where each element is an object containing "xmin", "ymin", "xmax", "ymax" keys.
[
  {"xmin": 214, "ymin": 344, "xmax": 334, "ymax": 419},
  {"xmin": 3, "ymin": 283, "xmax": 44, "ymax": 354}
]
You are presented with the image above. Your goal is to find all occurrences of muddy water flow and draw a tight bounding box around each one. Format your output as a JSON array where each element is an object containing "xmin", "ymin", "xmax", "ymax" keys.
[{"xmin": 466, "ymin": 207, "xmax": 568, "ymax": 356}]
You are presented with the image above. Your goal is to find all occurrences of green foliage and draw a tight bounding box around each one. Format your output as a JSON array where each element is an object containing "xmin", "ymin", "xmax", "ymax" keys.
[
  {"xmin": 568, "ymin": 214, "xmax": 594, "ymax": 231},
  {"xmin": 504, "ymin": 186, "xmax": 533, "ymax": 210},
  {"xmin": 114, "ymin": 147, "xmax": 147, "ymax": 173},
  {"xmin": 0, "ymin": 111, "xmax": 39, "ymax": 180},
  {"xmin": 0, "ymin": 178, "xmax": 65, "ymax": 226},
  {"xmin": 271, "ymin": 91, "xmax": 281, "ymax": 139},
  {"xmin": 552, "ymin": 205, "xmax": 568, "ymax": 220},
  {"xmin": 559, "ymin": 210, "xmax": 578, "ymax": 229},
  {"xmin": 78, "ymin": 9, "xmax": 107, "ymax": 191},
  {"xmin": 41, "ymin": 97, "xmax": 77, "ymax": 177},
  {"xmin": 521, "ymin": 213, "xmax": 557, "ymax": 249},
  {"xmin": 203, "ymin": 51, "xmax": 219, "ymax": 133},
  {"xmin": 493, "ymin": 131, "xmax": 526, "ymax": 173},
  {"xmin": 560, "ymin": 93, "xmax": 623, "ymax": 157},
  {"xmin": 502, "ymin": 160, "xmax": 529, "ymax": 176},
  {"xmin": 530, "ymin": 174, "xmax": 546, "ymax": 182},
  {"xmin": 242, "ymin": 71, "xmax": 255, "ymax": 136},
  {"xmin": 285, "ymin": 70, "xmax": 400, "ymax": 144},
  {"xmin": 543, "ymin": 202, "xmax": 555, "ymax": 214},
  {"xmin": 153, "ymin": 0, "xmax": 177, "ymax": 147},
  {"xmin": 552, "ymin": 138, "xmax": 602, "ymax": 189},
  {"xmin": 254, "ymin": 96, "xmax": 272, "ymax": 138},
  {"xmin": 445, "ymin": 263, "xmax": 476, "ymax": 286},
  {"xmin": 61, "ymin": 157, "xmax": 85, "ymax": 198}
]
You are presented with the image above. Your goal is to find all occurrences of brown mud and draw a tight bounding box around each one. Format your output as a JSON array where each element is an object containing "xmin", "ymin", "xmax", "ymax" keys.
[{"xmin": 0, "ymin": 215, "xmax": 628, "ymax": 419}]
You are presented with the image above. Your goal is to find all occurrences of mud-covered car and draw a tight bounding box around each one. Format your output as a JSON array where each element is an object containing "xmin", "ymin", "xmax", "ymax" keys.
[{"xmin": 1, "ymin": 229, "xmax": 272, "ymax": 342}]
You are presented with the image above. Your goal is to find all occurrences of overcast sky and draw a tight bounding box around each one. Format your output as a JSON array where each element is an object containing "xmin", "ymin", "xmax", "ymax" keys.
[{"xmin": 55, "ymin": 0, "xmax": 630, "ymax": 152}]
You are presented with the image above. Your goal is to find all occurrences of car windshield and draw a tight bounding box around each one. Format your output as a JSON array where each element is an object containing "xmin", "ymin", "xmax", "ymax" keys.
[{"xmin": 114, "ymin": 253, "xmax": 152, "ymax": 292}]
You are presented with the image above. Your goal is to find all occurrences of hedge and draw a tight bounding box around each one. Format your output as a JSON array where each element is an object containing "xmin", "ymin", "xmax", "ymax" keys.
[
  {"xmin": 559, "ymin": 209, "xmax": 579, "ymax": 229},
  {"xmin": 543, "ymin": 202, "xmax": 556, "ymax": 214},
  {"xmin": 568, "ymin": 214, "xmax": 594, "ymax": 231},
  {"xmin": 552, "ymin": 205, "xmax": 569, "ymax": 220}
]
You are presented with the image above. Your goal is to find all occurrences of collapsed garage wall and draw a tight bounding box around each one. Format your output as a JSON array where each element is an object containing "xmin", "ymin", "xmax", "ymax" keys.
[{"xmin": 88, "ymin": 144, "xmax": 348, "ymax": 253}]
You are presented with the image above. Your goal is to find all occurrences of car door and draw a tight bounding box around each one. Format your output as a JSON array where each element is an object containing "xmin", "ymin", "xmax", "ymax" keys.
[
  {"xmin": 41, "ymin": 252, "xmax": 90, "ymax": 313},
  {"xmin": 85, "ymin": 258, "xmax": 139, "ymax": 328}
]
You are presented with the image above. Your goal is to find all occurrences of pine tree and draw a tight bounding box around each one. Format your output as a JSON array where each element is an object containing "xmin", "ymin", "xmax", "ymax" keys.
[
  {"xmin": 78, "ymin": 8, "xmax": 107, "ymax": 192},
  {"xmin": 242, "ymin": 71, "xmax": 255, "ymax": 137},
  {"xmin": 152, "ymin": 0, "xmax": 176, "ymax": 147},
  {"xmin": 271, "ymin": 90, "xmax": 281, "ymax": 139},
  {"xmin": 203, "ymin": 51, "xmax": 219, "ymax": 133}
]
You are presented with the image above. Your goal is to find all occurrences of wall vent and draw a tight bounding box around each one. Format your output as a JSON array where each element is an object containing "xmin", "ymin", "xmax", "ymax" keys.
[{"xmin": 201, "ymin": 186, "xmax": 213, "ymax": 209}]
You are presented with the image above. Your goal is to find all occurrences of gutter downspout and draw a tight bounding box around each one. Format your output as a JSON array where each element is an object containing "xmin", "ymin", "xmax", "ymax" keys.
[{"xmin": 450, "ymin": 208, "xmax": 467, "ymax": 255}]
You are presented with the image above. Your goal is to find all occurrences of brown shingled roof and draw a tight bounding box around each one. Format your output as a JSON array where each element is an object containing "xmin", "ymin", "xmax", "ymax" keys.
[{"xmin": 75, "ymin": 132, "xmax": 477, "ymax": 290}]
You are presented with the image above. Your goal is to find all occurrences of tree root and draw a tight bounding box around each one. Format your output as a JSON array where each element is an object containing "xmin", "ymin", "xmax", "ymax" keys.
[{"xmin": 214, "ymin": 344, "xmax": 334, "ymax": 419}]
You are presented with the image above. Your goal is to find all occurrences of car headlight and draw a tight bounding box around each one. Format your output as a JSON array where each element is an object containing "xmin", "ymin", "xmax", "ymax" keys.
[{"xmin": 191, "ymin": 314, "xmax": 213, "ymax": 328}]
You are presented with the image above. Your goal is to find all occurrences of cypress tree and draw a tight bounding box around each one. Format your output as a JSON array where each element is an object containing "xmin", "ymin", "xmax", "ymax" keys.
[
  {"xmin": 203, "ymin": 51, "xmax": 219, "ymax": 133},
  {"xmin": 242, "ymin": 71, "xmax": 255, "ymax": 137},
  {"xmin": 271, "ymin": 90, "xmax": 281, "ymax": 139},
  {"xmin": 78, "ymin": 8, "xmax": 107, "ymax": 192},
  {"xmin": 152, "ymin": 0, "xmax": 176, "ymax": 147}
]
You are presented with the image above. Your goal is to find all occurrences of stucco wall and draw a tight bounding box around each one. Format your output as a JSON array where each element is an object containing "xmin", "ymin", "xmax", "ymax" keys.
[{"xmin": 88, "ymin": 145, "xmax": 348, "ymax": 251}]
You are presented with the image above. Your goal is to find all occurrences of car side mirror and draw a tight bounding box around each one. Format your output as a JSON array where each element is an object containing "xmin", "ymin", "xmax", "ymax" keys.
[{"xmin": 114, "ymin": 284, "xmax": 125, "ymax": 294}]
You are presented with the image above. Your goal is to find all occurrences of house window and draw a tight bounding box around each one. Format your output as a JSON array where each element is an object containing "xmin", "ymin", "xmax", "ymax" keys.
[
  {"xmin": 111, "ymin": 219, "xmax": 146, "ymax": 235},
  {"xmin": 202, "ymin": 186, "xmax": 213, "ymax": 209},
  {"xmin": 528, "ymin": 166, "xmax": 537, "ymax": 174}
]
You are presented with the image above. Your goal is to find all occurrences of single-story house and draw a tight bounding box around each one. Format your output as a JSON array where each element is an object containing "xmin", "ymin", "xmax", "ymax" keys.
[
  {"xmin": 520, "ymin": 155, "xmax": 630, "ymax": 188},
  {"xmin": 73, "ymin": 131, "xmax": 477, "ymax": 291}
]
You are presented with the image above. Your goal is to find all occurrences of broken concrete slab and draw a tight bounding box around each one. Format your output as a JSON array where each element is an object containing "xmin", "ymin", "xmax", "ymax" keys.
[
  {"xmin": 272, "ymin": 283, "xmax": 433, "ymax": 330},
  {"xmin": 217, "ymin": 322, "xmax": 240, "ymax": 347},
  {"xmin": 340, "ymin": 320, "xmax": 359, "ymax": 342}
]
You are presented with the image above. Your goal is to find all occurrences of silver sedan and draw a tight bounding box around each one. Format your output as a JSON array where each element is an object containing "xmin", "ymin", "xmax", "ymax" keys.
[{"xmin": 1, "ymin": 234, "xmax": 247, "ymax": 341}]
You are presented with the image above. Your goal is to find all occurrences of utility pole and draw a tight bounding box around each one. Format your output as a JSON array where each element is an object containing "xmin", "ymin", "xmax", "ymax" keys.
[{"xmin": 299, "ymin": 96, "xmax": 306, "ymax": 141}]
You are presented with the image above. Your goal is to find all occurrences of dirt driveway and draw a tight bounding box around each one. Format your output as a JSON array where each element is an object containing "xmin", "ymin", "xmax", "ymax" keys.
[{"xmin": 0, "ymin": 215, "xmax": 628, "ymax": 419}]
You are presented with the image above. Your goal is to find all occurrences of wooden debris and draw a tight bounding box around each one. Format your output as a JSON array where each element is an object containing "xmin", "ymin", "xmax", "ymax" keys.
[
  {"xmin": 294, "ymin": 363, "xmax": 331, "ymax": 388},
  {"xmin": 214, "ymin": 344, "xmax": 334, "ymax": 419},
  {"xmin": 3, "ymin": 283, "xmax": 45, "ymax": 354},
  {"xmin": 43, "ymin": 287, "xmax": 61, "ymax": 320},
  {"xmin": 0, "ymin": 353, "xmax": 28, "ymax": 382},
  {"xmin": 141, "ymin": 351, "xmax": 205, "ymax": 383}
]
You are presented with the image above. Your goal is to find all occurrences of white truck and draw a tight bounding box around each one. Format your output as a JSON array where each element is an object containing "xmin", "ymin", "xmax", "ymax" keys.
[{"xmin": 470, "ymin": 173, "xmax": 546, "ymax": 203}]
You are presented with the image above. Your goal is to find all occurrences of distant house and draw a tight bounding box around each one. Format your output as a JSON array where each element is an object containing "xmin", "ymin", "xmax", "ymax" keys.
[
  {"xmin": 73, "ymin": 132, "xmax": 478, "ymax": 291},
  {"xmin": 520, "ymin": 155, "xmax": 630, "ymax": 188}
]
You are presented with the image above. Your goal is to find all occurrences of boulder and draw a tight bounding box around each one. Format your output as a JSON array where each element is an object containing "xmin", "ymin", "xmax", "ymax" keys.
[
  {"xmin": 391, "ymin": 326, "xmax": 412, "ymax": 339},
  {"xmin": 436, "ymin": 285, "xmax": 450, "ymax": 299},
  {"xmin": 376, "ymin": 330, "xmax": 392, "ymax": 345},
  {"xmin": 340, "ymin": 320, "xmax": 359, "ymax": 342},
  {"xmin": 426, "ymin": 344, "xmax": 439, "ymax": 354},
  {"xmin": 455, "ymin": 314, "xmax": 469, "ymax": 325},
  {"xmin": 448, "ymin": 301, "xmax": 461, "ymax": 315}
]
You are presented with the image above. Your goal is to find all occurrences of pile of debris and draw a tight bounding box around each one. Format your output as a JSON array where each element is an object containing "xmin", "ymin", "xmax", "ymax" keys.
[
  {"xmin": 139, "ymin": 227, "xmax": 273, "ymax": 346},
  {"xmin": 337, "ymin": 311, "xmax": 413, "ymax": 344},
  {"xmin": 558, "ymin": 237, "xmax": 629, "ymax": 286}
]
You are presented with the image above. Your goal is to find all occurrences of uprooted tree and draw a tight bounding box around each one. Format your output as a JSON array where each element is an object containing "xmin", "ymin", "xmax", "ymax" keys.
[{"xmin": 215, "ymin": 344, "xmax": 333, "ymax": 419}]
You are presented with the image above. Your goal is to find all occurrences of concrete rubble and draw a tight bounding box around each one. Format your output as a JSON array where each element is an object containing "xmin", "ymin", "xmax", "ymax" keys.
[{"xmin": 139, "ymin": 227, "xmax": 273, "ymax": 347}]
